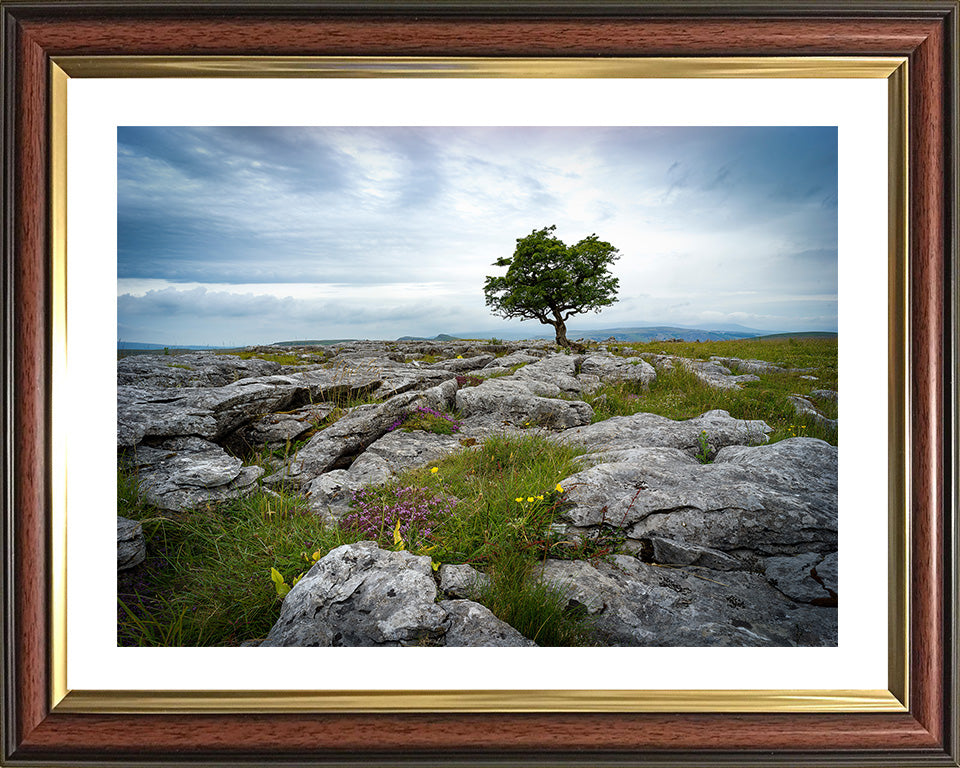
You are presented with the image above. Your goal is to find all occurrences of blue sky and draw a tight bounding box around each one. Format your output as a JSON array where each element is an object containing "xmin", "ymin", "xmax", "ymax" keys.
[{"xmin": 117, "ymin": 126, "xmax": 837, "ymax": 345}]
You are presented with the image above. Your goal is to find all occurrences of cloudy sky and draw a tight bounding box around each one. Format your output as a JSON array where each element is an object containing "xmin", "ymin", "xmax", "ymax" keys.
[{"xmin": 117, "ymin": 126, "xmax": 837, "ymax": 346}]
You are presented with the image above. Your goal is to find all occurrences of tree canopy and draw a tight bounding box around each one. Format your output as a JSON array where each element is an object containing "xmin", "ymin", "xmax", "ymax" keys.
[{"xmin": 483, "ymin": 225, "xmax": 620, "ymax": 348}]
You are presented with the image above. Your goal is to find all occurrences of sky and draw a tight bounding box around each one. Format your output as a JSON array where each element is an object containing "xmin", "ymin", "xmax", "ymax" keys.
[{"xmin": 117, "ymin": 126, "xmax": 838, "ymax": 346}]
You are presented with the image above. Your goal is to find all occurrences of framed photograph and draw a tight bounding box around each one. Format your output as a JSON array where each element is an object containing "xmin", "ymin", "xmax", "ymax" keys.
[{"xmin": 2, "ymin": 1, "xmax": 957, "ymax": 765}]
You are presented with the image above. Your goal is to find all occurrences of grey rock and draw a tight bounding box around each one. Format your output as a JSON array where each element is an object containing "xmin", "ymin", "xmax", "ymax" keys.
[
  {"xmin": 646, "ymin": 355, "xmax": 760, "ymax": 390},
  {"xmin": 765, "ymin": 553, "xmax": 835, "ymax": 603},
  {"xmin": 710, "ymin": 356, "xmax": 784, "ymax": 375},
  {"xmin": 440, "ymin": 600, "xmax": 536, "ymax": 647},
  {"xmin": 305, "ymin": 430, "xmax": 464, "ymax": 519},
  {"xmin": 580, "ymin": 354, "xmax": 656, "ymax": 386},
  {"xmin": 439, "ymin": 563, "xmax": 490, "ymax": 598},
  {"xmin": 123, "ymin": 436, "xmax": 263, "ymax": 511},
  {"xmin": 261, "ymin": 542, "xmax": 534, "ymax": 647},
  {"xmin": 233, "ymin": 403, "xmax": 335, "ymax": 448},
  {"xmin": 537, "ymin": 556, "xmax": 836, "ymax": 646},
  {"xmin": 484, "ymin": 351, "xmax": 541, "ymax": 368},
  {"xmin": 810, "ymin": 389, "xmax": 838, "ymax": 402},
  {"xmin": 268, "ymin": 391, "xmax": 424, "ymax": 486},
  {"xmin": 788, "ymin": 395, "xmax": 838, "ymax": 430},
  {"xmin": 117, "ymin": 366, "xmax": 384, "ymax": 448},
  {"xmin": 117, "ymin": 352, "xmax": 281, "ymax": 388},
  {"xmin": 555, "ymin": 409, "xmax": 771, "ymax": 457},
  {"xmin": 428, "ymin": 354, "xmax": 496, "ymax": 372},
  {"xmin": 556, "ymin": 438, "xmax": 837, "ymax": 558},
  {"xmin": 636, "ymin": 536, "xmax": 743, "ymax": 571},
  {"xmin": 514, "ymin": 353, "xmax": 583, "ymax": 394},
  {"xmin": 117, "ymin": 516, "xmax": 146, "ymax": 570},
  {"xmin": 262, "ymin": 542, "xmax": 447, "ymax": 647},
  {"xmin": 456, "ymin": 377, "xmax": 593, "ymax": 429},
  {"xmin": 813, "ymin": 551, "xmax": 838, "ymax": 596}
]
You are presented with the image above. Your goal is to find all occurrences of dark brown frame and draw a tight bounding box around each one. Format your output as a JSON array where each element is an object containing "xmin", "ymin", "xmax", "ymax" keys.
[{"xmin": 2, "ymin": 2, "xmax": 957, "ymax": 765}]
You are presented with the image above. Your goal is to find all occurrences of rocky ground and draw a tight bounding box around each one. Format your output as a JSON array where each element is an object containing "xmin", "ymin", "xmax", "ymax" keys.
[{"xmin": 118, "ymin": 339, "xmax": 838, "ymax": 647}]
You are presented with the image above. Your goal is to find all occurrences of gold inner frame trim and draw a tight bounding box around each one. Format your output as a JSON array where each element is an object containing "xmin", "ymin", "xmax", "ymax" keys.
[
  {"xmin": 49, "ymin": 55, "xmax": 909, "ymax": 715},
  {"xmin": 53, "ymin": 55, "xmax": 905, "ymax": 79}
]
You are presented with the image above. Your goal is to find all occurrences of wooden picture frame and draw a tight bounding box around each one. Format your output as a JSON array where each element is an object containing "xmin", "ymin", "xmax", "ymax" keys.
[{"xmin": 2, "ymin": 2, "xmax": 957, "ymax": 765}]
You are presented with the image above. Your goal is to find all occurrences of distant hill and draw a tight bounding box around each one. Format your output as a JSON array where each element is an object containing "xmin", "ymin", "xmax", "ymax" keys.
[
  {"xmin": 117, "ymin": 341, "xmax": 229, "ymax": 351},
  {"xmin": 397, "ymin": 333, "xmax": 458, "ymax": 342},
  {"xmin": 753, "ymin": 331, "xmax": 838, "ymax": 341},
  {"xmin": 446, "ymin": 325, "xmax": 771, "ymax": 343},
  {"xmin": 270, "ymin": 339, "xmax": 357, "ymax": 346}
]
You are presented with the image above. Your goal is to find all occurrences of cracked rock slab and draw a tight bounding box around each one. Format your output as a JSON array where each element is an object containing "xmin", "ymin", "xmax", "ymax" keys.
[
  {"xmin": 123, "ymin": 436, "xmax": 263, "ymax": 511},
  {"xmin": 537, "ymin": 555, "xmax": 836, "ymax": 646},
  {"xmin": 555, "ymin": 409, "xmax": 771, "ymax": 457},
  {"xmin": 556, "ymin": 438, "xmax": 837, "ymax": 558}
]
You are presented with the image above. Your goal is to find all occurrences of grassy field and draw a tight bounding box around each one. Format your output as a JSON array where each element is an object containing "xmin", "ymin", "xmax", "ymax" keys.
[
  {"xmin": 591, "ymin": 337, "xmax": 837, "ymax": 444},
  {"xmin": 118, "ymin": 336, "xmax": 837, "ymax": 647}
]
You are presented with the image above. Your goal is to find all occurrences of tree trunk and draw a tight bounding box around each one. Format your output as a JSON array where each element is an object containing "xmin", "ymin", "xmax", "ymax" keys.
[{"xmin": 552, "ymin": 318, "xmax": 570, "ymax": 348}]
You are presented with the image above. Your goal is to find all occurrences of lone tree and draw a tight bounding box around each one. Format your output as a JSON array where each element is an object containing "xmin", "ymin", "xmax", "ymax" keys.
[{"xmin": 484, "ymin": 225, "xmax": 620, "ymax": 349}]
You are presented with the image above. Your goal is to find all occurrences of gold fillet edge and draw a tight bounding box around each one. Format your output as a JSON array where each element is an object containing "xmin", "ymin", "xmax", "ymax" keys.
[
  {"xmin": 49, "ymin": 61, "xmax": 69, "ymax": 711},
  {"xmin": 46, "ymin": 55, "xmax": 910, "ymax": 715},
  {"xmin": 53, "ymin": 689, "xmax": 906, "ymax": 715},
  {"xmin": 886, "ymin": 60, "xmax": 910, "ymax": 711},
  {"xmin": 50, "ymin": 55, "xmax": 907, "ymax": 79}
]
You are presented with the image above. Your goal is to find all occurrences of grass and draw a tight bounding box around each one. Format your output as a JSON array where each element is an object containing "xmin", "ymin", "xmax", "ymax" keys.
[
  {"xmin": 584, "ymin": 337, "xmax": 838, "ymax": 445},
  {"xmin": 118, "ymin": 471, "xmax": 365, "ymax": 646},
  {"xmin": 339, "ymin": 433, "xmax": 596, "ymax": 645},
  {"xmin": 222, "ymin": 349, "xmax": 321, "ymax": 366},
  {"xmin": 118, "ymin": 433, "xmax": 597, "ymax": 647}
]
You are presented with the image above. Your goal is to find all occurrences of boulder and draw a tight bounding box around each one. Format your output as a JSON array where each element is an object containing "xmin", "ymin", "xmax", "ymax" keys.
[
  {"xmin": 537, "ymin": 555, "xmax": 836, "ymax": 646},
  {"xmin": 427, "ymin": 354, "xmax": 496, "ymax": 372},
  {"xmin": 555, "ymin": 409, "xmax": 771, "ymax": 457},
  {"xmin": 439, "ymin": 563, "xmax": 489, "ymax": 598},
  {"xmin": 455, "ymin": 377, "xmax": 593, "ymax": 429},
  {"xmin": 117, "ymin": 516, "xmax": 146, "ymax": 570},
  {"xmin": 579, "ymin": 354, "xmax": 656, "ymax": 387},
  {"xmin": 440, "ymin": 600, "xmax": 536, "ymax": 647},
  {"xmin": 122, "ymin": 436, "xmax": 263, "ymax": 511},
  {"xmin": 810, "ymin": 389, "xmax": 838, "ymax": 402},
  {"xmin": 555, "ymin": 438, "xmax": 837, "ymax": 560},
  {"xmin": 261, "ymin": 542, "xmax": 534, "ymax": 647},
  {"xmin": 710, "ymin": 356, "xmax": 784, "ymax": 375},
  {"xmin": 514, "ymin": 354, "xmax": 583, "ymax": 395},
  {"xmin": 788, "ymin": 395, "xmax": 838, "ymax": 431}
]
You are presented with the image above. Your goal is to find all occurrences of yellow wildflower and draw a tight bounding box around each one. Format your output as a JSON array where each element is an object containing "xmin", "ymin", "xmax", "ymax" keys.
[
  {"xmin": 430, "ymin": 467, "xmax": 439, "ymax": 474},
  {"xmin": 555, "ymin": 483, "xmax": 564, "ymax": 493},
  {"xmin": 527, "ymin": 497, "xmax": 535, "ymax": 502},
  {"xmin": 537, "ymin": 495, "xmax": 544, "ymax": 501},
  {"xmin": 515, "ymin": 497, "xmax": 523, "ymax": 503}
]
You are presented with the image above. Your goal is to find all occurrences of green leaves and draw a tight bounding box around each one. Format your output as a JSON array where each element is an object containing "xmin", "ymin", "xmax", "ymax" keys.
[
  {"xmin": 270, "ymin": 567, "xmax": 291, "ymax": 598},
  {"xmin": 483, "ymin": 225, "xmax": 620, "ymax": 346}
]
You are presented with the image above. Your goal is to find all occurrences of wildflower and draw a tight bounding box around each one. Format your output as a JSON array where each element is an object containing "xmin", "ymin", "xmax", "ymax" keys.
[
  {"xmin": 555, "ymin": 483, "xmax": 564, "ymax": 493},
  {"xmin": 515, "ymin": 497, "xmax": 523, "ymax": 502},
  {"xmin": 537, "ymin": 495, "xmax": 544, "ymax": 501},
  {"xmin": 527, "ymin": 497, "xmax": 535, "ymax": 502},
  {"xmin": 456, "ymin": 355, "xmax": 463, "ymax": 359},
  {"xmin": 430, "ymin": 467, "xmax": 439, "ymax": 474}
]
